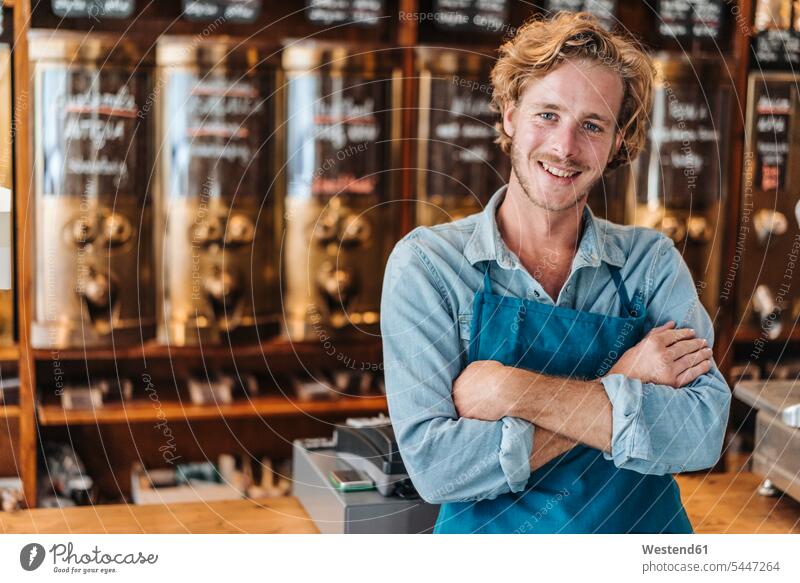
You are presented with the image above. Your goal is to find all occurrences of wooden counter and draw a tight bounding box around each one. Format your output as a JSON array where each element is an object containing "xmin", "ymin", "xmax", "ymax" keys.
[
  {"xmin": 0, "ymin": 496, "xmax": 318, "ymax": 534},
  {"xmin": 1, "ymin": 454, "xmax": 798, "ymax": 534}
]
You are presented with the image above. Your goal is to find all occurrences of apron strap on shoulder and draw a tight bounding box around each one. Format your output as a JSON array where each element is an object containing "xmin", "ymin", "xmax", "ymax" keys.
[
  {"xmin": 607, "ymin": 264, "xmax": 637, "ymax": 317},
  {"xmin": 482, "ymin": 261, "xmax": 493, "ymax": 294}
]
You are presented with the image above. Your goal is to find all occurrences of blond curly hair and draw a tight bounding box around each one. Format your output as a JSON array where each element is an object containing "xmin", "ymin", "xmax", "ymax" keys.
[{"xmin": 491, "ymin": 12, "xmax": 655, "ymax": 169}]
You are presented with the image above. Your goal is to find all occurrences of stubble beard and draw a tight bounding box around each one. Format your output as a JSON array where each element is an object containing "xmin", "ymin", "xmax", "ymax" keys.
[{"xmin": 509, "ymin": 141, "xmax": 597, "ymax": 213}]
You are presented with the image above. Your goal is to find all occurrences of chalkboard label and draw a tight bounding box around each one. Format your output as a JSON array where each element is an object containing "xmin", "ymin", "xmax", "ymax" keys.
[
  {"xmin": 182, "ymin": 0, "xmax": 261, "ymax": 23},
  {"xmin": 642, "ymin": 82, "xmax": 724, "ymax": 209},
  {"xmin": 287, "ymin": 74, "xmax": 387, "ymax": 199},
  {"xmin": 753, "ymin": 29, "xmax": 800, "ymax": 68},
  {"xmin": 691, "ymin": 0, "xmax": 722, "ymax": 38},
  {"xmin": 545, "ymin": 0, "xmax": 617, "ymax": 30},
  {"xmin": 305, "ymin": 0, "xmax": 385, "ymax": 27},
  {"xmin": 433, "ymin": 0, "xmax": 510, "ymax": 34},
  {"xmin": 52, "ymin": 0, "xmax": 135, "ymax": 19},
  {"xmin": 166, "ymin": 72, "xmax": 269, "ymax": 199},
  {"xmin": 657, "ymin": 0, "xmax": 722, "ymax": 40},
  {"xmin": 41, "ymin": 68, "xmax": 148, "ymax": 197},
  {"xmin": 754, "ymin": 84, "xmax": 792, "ymax": 191}
]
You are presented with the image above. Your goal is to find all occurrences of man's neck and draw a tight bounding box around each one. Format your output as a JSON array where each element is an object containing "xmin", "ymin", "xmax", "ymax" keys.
[{"xmin": 496, "ymin": 176, "xmax": 587, "ymax": 264}]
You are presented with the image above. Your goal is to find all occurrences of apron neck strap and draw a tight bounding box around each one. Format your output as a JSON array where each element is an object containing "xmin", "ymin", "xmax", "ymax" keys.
[
  {"xmin": 607, "ymin": 264, "xmax": 638, "ymax": 317},
  {"xmin": 482, "ymin": 261, "xmax": 493, "ymax": 294}
]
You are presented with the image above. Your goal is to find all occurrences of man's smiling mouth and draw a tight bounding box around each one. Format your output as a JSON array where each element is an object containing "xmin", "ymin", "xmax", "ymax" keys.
[{"xmin": 538, "ymin": 160, "xmax": 582, "ymax": 179}]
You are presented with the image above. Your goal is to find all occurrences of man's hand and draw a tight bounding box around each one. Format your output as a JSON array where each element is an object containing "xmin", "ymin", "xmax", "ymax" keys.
[
  {"xmin": 452, "ymin": 360, "xmax": 509, "ymax": 421},
  {"xmin": 609, "ymin": 321, "xmax": 712, "ymax": 387}
]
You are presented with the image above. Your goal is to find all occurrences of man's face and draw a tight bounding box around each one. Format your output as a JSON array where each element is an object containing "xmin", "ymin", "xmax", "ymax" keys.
[{"xmin": 503, "ymin": 58, "xmax": 625, "ymax": 212}]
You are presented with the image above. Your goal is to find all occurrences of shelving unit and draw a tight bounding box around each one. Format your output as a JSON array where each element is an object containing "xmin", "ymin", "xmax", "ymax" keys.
[
  {"xmin": 3, "ymin": 0, "xmax": 757, "ymax": 507},
  {"xmin": 37, "ymin": 395, "xmax": 388, "ymax": 426},
  {"xmin": 31, "ymin": 338, "xmax": 384, "ymax": 362}
]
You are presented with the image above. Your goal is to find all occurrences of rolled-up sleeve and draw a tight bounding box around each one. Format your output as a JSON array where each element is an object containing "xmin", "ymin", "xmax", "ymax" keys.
[
  {"xmin": 599, "ymin": 238, "xmax": 731, "ymax": 475},
  {"xmin": 381, "ymin": 237, "xmax": 533, "ymax": 504}
]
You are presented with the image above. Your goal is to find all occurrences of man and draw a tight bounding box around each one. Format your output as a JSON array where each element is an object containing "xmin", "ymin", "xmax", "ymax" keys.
[{"xmin": 380, "ymin": 12, "xmax": 731, "ymax": 533}]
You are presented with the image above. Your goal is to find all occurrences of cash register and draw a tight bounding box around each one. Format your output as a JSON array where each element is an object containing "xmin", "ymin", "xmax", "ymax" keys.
[{"xmin": 292, "ymin": 415, "xmax": 439, "ymax": 534}]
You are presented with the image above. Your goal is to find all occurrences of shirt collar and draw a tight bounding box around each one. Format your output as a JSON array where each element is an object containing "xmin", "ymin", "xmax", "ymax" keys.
[{"xmin": 463, "ymin": 185, "xmax": 626, "ymax": 269}]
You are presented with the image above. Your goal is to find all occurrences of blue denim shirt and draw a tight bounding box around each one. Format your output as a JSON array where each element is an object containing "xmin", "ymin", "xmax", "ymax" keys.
[{"xmin": 380, "ymin": 186, "xmax": 731, "ymax": 505}]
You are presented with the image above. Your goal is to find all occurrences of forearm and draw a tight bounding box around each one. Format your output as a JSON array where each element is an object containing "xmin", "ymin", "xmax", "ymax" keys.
[
  {"xmin": 601, "ymin": 370, "xmax": 731, "ymax": 473},
  {"xmin": 392, "ymin": 414, "xmax": 533, "ymax": 503},
  {"xmin": 382, "ymin": 241, "xmax": 535, "ymax": 503},
  {"xmin": 505, "ymin": 366, "xmax": 612, "ymax": 452},
  {"xmin": 529, "ymin": 427, "xmax": 576, "ymax": 471}
]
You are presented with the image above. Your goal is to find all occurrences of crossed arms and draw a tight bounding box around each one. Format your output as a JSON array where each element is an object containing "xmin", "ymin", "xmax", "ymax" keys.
[{"xmin": 454, "ymin": 321, "xmax": 716, "ymax": 472}]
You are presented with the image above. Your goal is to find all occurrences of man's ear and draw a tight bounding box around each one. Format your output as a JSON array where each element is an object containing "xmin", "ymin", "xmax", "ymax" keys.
[
  {"xmin": 609, "ymin": 130, "xmax": 624, "ymax": 162},
  {"xmin": 502, "ymin": 101, "xmax": 516, "ymax": 140}
]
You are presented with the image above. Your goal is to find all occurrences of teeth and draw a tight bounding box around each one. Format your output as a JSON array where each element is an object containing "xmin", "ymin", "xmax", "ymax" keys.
[{"xmin": 542, "ymin": 162, "xmax": 578, "ymax": 178}]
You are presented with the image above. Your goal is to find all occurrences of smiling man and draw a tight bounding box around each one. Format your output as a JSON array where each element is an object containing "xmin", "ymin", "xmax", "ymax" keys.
[{"xmin": 380, "ymin": 12, "xmax": 731, "ymax": 533}]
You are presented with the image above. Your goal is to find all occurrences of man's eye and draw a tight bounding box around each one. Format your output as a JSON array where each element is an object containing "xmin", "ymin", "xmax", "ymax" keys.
[
  {"xmin": 538, "ymin": 112, "xmax": 557, "ymax": 121},
  {"xmin": 584, "ymin": 122, "xmax": 603, "ymax": 133}
]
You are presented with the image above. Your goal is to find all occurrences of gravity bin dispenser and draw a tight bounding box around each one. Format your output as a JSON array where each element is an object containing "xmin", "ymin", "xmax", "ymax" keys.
[
  {"xmin": 282, "ymin": 44, "xmax": 401, "ymax": 340},
  {"xmin": 30, "ymin": 34, "xmax": 155, "ymax": 349},
  {"xmin": 155, "ymin": 38, "xmax": 281, "ymax": 346},
  {"xmin": 627, "ymin": 55, "xmax": 732, "ymax": 314}
]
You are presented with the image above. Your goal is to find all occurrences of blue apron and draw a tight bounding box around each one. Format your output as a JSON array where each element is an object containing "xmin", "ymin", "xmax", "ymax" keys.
[{"xmin": 434, "ymin": 262, "xmax": 693, "ymax": 534}]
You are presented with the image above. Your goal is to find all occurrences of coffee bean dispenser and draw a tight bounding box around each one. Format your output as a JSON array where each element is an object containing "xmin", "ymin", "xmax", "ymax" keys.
[
  {"xmin": 155, "ymin": 38, "xmax": 281, "ymax": 346},
  {"xmin": 282, "ymin": 44, "xmax": 401, "ymax": 339},
  {"xmin": 30, "ymin": 34, "xmax": 154, "ymax": 348}
]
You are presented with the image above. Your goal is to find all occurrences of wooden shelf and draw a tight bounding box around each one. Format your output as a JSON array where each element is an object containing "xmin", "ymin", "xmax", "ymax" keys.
[
  {"xmin": 37, "ymin": 395, "xmax": 387, "ymax": 426},
  {"xmin": 0, "ymin": 405, "xmax": 20, "ymax": 419},
  {"xmin": 32, "ymin": 337, "xmax": 383, "ymax": 362}
]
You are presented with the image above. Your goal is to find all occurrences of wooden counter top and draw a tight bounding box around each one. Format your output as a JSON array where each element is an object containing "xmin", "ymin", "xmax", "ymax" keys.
[
  {"xmin": 0, "ymin": 496, "xmax": 318, "ymax": 534},
  {"xmin": 1, "ymin": 454, "xmax": 798, "ymax": 534}
]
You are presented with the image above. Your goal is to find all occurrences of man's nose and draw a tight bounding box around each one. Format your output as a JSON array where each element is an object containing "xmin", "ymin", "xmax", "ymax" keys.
[{"xmin": 550, "ymin": 121, "xmax": 580, "ymax": 161}]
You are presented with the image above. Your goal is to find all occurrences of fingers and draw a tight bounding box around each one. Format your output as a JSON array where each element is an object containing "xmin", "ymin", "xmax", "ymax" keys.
[
  {"xmin": 668, "ymin": 337, "xmax": 707, "ymax": 360},
  {"xmin": 648, "ymin": 320, "xmax": 675, "ymax": 335},
  {"xmin": 663, "ymin": 327, "xmax": 696, "ymax": 346},
  {"xmin": 674, "ymin": 346, "xmax": 712, "ymax": 374},
  {"xmin": 648, "ymin": 324, "xmax": 695, "ymax": 348},
  {"xmin": 675, "ymin": 359, "xmax": 713, "ymax": 387}
]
